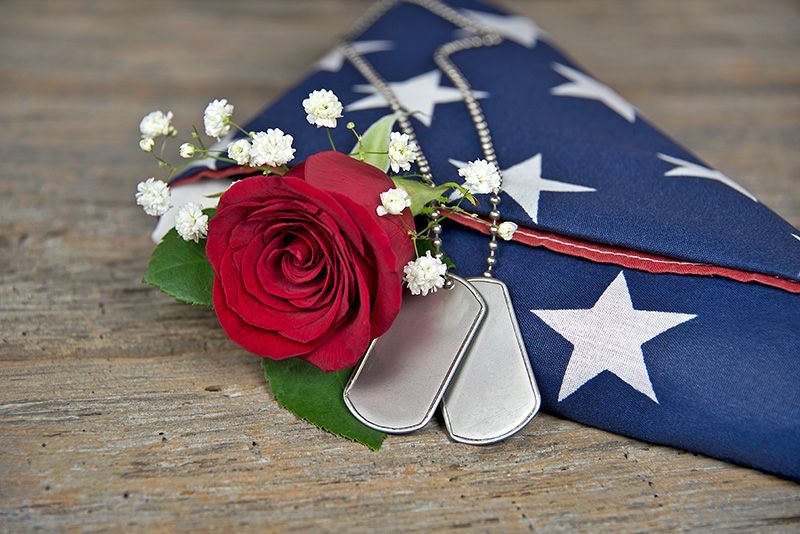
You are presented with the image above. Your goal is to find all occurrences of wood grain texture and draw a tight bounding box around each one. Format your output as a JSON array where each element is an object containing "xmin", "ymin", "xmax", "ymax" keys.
[{"xmin": 1, "ymin": 0, "xmax": 798, "ymax": 531}]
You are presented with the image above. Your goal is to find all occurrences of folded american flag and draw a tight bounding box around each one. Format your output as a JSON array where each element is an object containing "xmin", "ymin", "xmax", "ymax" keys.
[{"xmin": 170, "ymin": 0, "xmax": 800, "ymax": 479}]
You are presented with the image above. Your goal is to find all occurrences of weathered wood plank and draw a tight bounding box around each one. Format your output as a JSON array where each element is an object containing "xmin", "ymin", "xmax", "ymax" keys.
[{"xmin": 0, "ymin": 0, "xmax": 798, "ymax": 531}]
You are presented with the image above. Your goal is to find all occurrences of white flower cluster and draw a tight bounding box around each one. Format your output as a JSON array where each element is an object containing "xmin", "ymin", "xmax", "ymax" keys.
[
  {"xmin": 387, "ymin": 132, "xmax": 418, "ymax": 173},
  {"xmin": 376, "ymin": 187, "xmax": 411, "ymax": 216},
  {"xmin": 179, "ymin": 143, "xmax": 196, "ymax": 159},
  {"xmin": 204, "ymin": 99, "xmax": 234, "ymax": 139},
  {"xmin": 139, "ymin": 110, "xmax": 176, "ymax": 151},
  {"xmin": 227, "ymin": 139, "xmax": 252, "ymax": 166},
  {"xmin": 303, "ymin": 89, "xmax": 343, "ymax": 128},
  {"xmin": 174, "ymin": 202, "xmax": 208, "ymax": 243},
  {"xmin": 458, "ymin": 159, "xmax": 501, "ymax": 195},
  {"xmin": 403, "ymin": 251, "xmax": 447, "ymax": 296},
  {"xmin": 139, "ymin": 137, "xmax": 155, "ymax": 152},
  {"xmin": 497, "ymin": 221, "xmax": 518, "ymax": 241},
  {"xmin": 140, "ymin": 110, "xmax": 176, "ymax": 139},
  {"xmin": 133, "ymin": 179, "xmax": 209, "ymax": 244},
  {"xmin": 223, "ymin": 129, "xmax": 296, "ymax": 168},
  {"xmin": 135, "ymin": 178, "xmax": 172, "ymax": 216},
  {"xmin": 250, "ymin": 129, "xmax": 296, "ymax": 167}
]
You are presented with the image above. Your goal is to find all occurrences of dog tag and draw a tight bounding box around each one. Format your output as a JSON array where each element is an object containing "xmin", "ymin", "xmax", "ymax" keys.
[
  {"xmin": 442, "ymin": 277, "xmax": 540, "ymax": 444},
  {"xmin": 344, "ymin": 274, "xmax": 486, "ymax": 433}
]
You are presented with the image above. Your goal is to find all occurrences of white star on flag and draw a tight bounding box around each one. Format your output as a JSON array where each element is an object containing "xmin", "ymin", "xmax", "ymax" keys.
[
  {"xmin": 551, "ymin": 63, "xmax": 636, "ymax": 123},
  {"xmin": 346, "ymin": 70, "xmax": 488, "ymax": 127},
  {"xmin": 532, "ymin": 271, "xmax": 696, "ymax": 403},
  {"xmin": 657, "ymin": 153, "xmax": 757, "ymax": 202},
  {"xmin": 316, "ymin": 41, "xmax": 394, "ymax": 72},
  {"xmin": 793, "ymin": 234, "xmax": 800, "ymax": 241},
  {"xmin": 449, "ymin": 154, "xmax": 595, "ymax": 224},
  {"xmin": 459, "ymin": 9, "xmax": 545, "ymax": 48}
]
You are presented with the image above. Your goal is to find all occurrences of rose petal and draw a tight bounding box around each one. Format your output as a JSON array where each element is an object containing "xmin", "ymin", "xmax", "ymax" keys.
[
  {"xmin": 213, "ymin": 277, "xmax": 318, "ymax": 358},
  {"xmin": 331, "ymin": 192, "xmax": 406, "ymax": 338},
  {"xmin": 300, "ymin": 266, "xmax": 372, "ymax": 371},
  {"xmin": 293, "ymin": 151, "xmax": 414, "ymax": 271}
]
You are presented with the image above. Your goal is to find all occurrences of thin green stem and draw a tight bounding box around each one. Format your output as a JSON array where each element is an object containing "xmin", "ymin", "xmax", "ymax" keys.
[
  {"xmin": 150, "ymin": 151, "xmax": 169, "ymax": 166},
  {"xmin": 225, "ymin": 119, "xmax": 248, "ymax": 136},
  {"xmin": 325, "ymin": 128, "xmax": 337, "ymax": 151},
  {"xmin": 192, "ymin": 126, "xmax": 207, "ymax": 150},
  {"xmin": 347, "ymin": 125, "xmax": 366, "ymax": 160},
  {"xmin": 393, "ymin": 173, "xmax": 427, "ymax": 179}
]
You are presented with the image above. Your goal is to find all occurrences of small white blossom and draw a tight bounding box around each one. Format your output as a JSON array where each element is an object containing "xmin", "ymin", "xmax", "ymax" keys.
[
  {"xmin": 303, "ymin": 89, "xmax": 343, "ymax": 128},
  {"xmin": 227, "ymin": 139, "xmax": 252, "ymax": 166},
  {"xmin": 458, "ymin": 159, "xmax": 501, "ymax": 195},
  {"xmin": 139, "ymin": 137, "xmax": 155, "ymax": 152},
  {"xmin": 250, "ymin": 129, "xmax": 295, "ymax": 167},
  {"xmin": 203, "ymin": 98, "xmax": 234, "ymax": 139},
  {"xmin": 497, "ymin": 221, "xmax": 518, "ymax": 241},
  {"xmin": 403, "ymin": 251, "xmax": 447, "ymax": 296},
  {"xmin": 376, "ymin": 187, "xmax": 411, "ymax": 216},
  {"xmin": 174, "ymin": 202, "xmax": 208, "ymax": 243},
  {"xmin": 179, "ymin": 143, "xmax": 196, "ymax": 159},
  {"xmin": 387, "ymin": 132, "xmax": 418, "ymax": 173},
  {"xmin": 135, "ymin": 178, "xmax": 172, "ymax": 216},
  {"xmin": 139, "ymin": 110, "xmax": 175, "ymax": 138}
]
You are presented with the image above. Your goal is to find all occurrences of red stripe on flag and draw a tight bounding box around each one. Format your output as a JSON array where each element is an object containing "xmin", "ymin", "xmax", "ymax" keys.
[{"xmin": 449, "ymin": 212, "xmax": 800, "ymax": 294}]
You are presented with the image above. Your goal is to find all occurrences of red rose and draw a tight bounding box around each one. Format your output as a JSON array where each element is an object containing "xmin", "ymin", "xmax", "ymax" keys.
[{"xmin": 206, "ymin": 151, "xmax": 414, "ymax": 371}]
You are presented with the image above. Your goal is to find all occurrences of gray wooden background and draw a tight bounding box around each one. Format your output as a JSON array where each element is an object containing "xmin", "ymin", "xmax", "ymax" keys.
[{"xmin": 1, "ymin": 0, "xmax": 798, "ymax": 531}]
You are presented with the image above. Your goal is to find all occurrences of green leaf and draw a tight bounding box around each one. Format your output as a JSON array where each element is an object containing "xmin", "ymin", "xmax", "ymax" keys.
[
  {"xmin": 262, "ymin": 358, "xmax": 385, "ymax": 450},
  {"xmin": 142, "ymin": 209, "xmax": 216, "ymax": 308},
  {"xmin": 391, "ymin": 177, "xmax": 455, "ymax": 216},
  {"xmin": 415, "ymin": 238, "xmax": 456, "ymax": 270},
  {"xmin": 351, "ymin": 113, "xmax": 396, "ymax": 171}
]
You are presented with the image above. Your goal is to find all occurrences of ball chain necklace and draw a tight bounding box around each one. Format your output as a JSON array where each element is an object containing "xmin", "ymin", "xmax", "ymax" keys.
[{"xmin": 342, "ymin": 0, "xmax": 541, "ymax": 444}]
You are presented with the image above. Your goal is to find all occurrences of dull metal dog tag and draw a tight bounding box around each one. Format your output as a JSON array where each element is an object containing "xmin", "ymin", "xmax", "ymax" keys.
[
  {"xmin": 441, "ymin": 277, "xmax": 540, "ymax": 445},
  {"xmin": 343, "ymin": 274, "xmax": 486, "ymax": 433}
]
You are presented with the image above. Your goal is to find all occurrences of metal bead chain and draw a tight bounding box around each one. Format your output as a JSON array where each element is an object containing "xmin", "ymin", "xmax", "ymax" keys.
[
  {"xmin": 434, "ymin": 33, "xmax": 505, "ymax": 277},
  {"xmin": 345, "ymin": 0, "xmax": 488, "ymax": 41},
  {"xmin": 343, "ymin": 0, "xmax": 396, "ymax": 40},
  {"xmin": 340, "ymin": 43, "xmax": 443, "ymax": 261},
  {"xmin": 343, "ymin": 0, "xmax": 506, "ymax": 276}
]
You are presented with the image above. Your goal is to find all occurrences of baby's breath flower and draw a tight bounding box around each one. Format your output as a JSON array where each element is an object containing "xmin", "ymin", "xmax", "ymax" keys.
[
  {"xmin": 227, "ymin": 139, "xmax": 252, "ymax": 166},
  {"xmin": 250, "ymin": 129, "xmax": 295, "ymax": 167},
  {"xmin": 387, "ymin": 132, "xmax": 418, "ymax": 173},
  {"xmin": 139, "ymin": 110, "xmax": 175, "ymax": 139},
  {"xmin": 135, "ymin": 177, "xmax": 171, "ymax": 216},
  {"xmin": 403, "ymin": 251, "xmax": 447, "ymax": 296},
  {"xmin": 376, "ymin": 187, "xmax": 411, "ymax": 216},
  {"xmin": 303, "ymin": 89, "xmax": 344, "ymax": 128},
  {"xmin": 139, "ymin": 137, "xmax": 155, "ymax": 152},
  {"xmin": 497, "ymin": 221, "xmax": 518, "ymax": 241},
  {"xmin": 179, "ymin": 143, "xmax": 197, "ymax": 159},
  {"xmin": 174, "ymin": 202, "xmax": 208, "ymax": 243},
  {"xmin": 204, "ymin": 98, "xmax": 234, "ymax": 139},
  {"xmin": 458, "ymin": 159, "xmax": 501, "ymax": 195}
]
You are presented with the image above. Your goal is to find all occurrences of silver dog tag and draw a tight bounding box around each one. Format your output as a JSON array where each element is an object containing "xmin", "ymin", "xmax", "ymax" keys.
[
  {"xmin": 442, "ymin": 277, "xmax": 540, "ymax": 444},
  {"xmin": 344, "ymin": 274, "xmax": 486, "ymax": 433}
]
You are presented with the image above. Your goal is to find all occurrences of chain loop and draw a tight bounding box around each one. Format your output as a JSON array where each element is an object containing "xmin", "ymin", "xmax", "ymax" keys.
[
  {"xmin": 344, "ymin": 0, "xmax": 506, "ymax": 274},
  {"xmin": 433, "ymin": 33, "xmax": 504, "ymax": 277}
]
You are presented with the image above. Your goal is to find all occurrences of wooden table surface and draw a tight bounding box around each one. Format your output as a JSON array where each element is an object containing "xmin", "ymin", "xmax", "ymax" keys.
[{"xmin": 1, "ymin": 0, "xmax": 798, "ymax": 531}]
